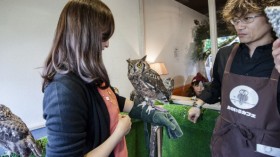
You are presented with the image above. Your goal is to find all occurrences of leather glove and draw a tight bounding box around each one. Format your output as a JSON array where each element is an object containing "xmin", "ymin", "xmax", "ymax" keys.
[{"xmin": 129, "ymin": 100, "xmax": 183, "ymax": 139}]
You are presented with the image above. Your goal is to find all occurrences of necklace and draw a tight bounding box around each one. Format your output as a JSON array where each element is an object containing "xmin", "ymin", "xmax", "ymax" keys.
[{"xmin": 99, "ymin": 88, "xmax": 116, "ymax": 103}]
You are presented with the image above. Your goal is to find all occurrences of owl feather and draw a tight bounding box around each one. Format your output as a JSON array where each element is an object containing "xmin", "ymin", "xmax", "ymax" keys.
[
  {"xmin": 127, "ymin": 56, "xmax": 175, "ymax": 157},
  {"xmin": 0, "ymin": 104, "xmax": 42, "ymax": 157},
  {"xmin": 127, "ymin": 55, "xmax": 173, "ymax": 103},
  {"xmin": 141, "ymin": 69, "xmax": 170, "ymax": 101}
]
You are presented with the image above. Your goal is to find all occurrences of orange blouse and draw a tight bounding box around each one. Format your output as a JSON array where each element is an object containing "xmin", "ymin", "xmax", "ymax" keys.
[{"xmin": 98, "ymin": 87, "xmax": 128, "ymax": 157}]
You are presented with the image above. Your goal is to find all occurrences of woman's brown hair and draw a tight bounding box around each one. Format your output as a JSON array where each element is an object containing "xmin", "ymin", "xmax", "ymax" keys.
[{"xmin": 42, "ymin": 0, "xmax": 115, "ymax": 91}]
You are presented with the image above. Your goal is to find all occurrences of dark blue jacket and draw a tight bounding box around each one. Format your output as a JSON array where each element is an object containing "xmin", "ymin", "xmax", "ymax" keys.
[{"xmin": 43, "ymin": 73, "xmax": 125, "ymax": 157}]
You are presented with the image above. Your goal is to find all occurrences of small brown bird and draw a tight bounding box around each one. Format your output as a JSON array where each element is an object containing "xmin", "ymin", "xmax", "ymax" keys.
[{"xmin": 0, "ymin": 104, "xmax": 42, "ymax": 157}]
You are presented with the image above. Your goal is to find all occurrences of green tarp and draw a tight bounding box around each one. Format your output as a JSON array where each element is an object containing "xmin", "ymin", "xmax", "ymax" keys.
[{"xmin": 1, "ymin": 104, "xmax": 219, "ymax": 157}]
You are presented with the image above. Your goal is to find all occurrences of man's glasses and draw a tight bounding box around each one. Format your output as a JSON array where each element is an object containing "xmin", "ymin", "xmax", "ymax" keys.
[{"xmin": 230, "ymin": 14, "xmax": 263, "ymax": 25}]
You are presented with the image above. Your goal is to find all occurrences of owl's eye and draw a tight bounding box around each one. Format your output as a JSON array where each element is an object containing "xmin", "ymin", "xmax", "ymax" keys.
[{"xmin": 137, "ymin": 63, "xmax": 142, "ymax": 68}]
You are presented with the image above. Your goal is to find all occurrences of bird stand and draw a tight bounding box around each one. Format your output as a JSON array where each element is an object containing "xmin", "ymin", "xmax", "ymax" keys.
[{"xmin": 149, "ymin": 125, "xmax": 162, "ymax": 157}]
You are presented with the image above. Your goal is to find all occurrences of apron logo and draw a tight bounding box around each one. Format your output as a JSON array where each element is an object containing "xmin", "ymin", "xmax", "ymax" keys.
[{"xmin": 229, "ymin": 85, "xmax": 259, "ymax": 109}]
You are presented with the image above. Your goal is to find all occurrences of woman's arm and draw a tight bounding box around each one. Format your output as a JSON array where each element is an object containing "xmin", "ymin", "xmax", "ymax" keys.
[
  {"xmin": 85, "ymin": 115, "xmax": 131, "ymax": 157},
  {"xmin": 123, "ymin": 99, "xmax": 134, "ymax": 113},
  {"xmin": 43, "ymin": 81, "xmax": 89, "ymax": 156},
  {"xmin": 44, "ymin": 80, "xmax": 131, "ymax": 157}
]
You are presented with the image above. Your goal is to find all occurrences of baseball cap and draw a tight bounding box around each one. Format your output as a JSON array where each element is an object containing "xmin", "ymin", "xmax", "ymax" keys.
[{"xmin": 191, "ymin": 72, "xmax": 208, "ymax": 85}]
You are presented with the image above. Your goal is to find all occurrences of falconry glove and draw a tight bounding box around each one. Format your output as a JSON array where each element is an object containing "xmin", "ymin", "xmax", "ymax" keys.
[{"xmin": 129, "ymin": 100, "xmax": 183, "ymax": 139}]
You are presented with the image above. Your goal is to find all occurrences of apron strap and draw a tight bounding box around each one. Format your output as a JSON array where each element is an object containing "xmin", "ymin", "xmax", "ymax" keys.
[
  {"xmin": 271, "ymin": 68, "xmax": 280, "ymax": 81},
  {"xmin": 224, "ymin": 43, "xmax": 239, "ymax": 74},
  {"xmin": 223, "ymin": 43, "xmax": 279, "ymax": 81},
  {"xmin": 217, "ymin": 116, "xmax": 280, "ymax": 148},
  {"xmin": 215, "ymin": 116, "xmax": 255, "ymax": 148},
  {"xmin": 216, "ymin": 116, "xmax": 253, "ymax": 140}
]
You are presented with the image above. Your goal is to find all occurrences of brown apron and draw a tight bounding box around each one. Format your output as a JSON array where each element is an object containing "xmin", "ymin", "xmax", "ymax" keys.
[{"xmin": 211, "ymin": 44, "xmax": 280, "ymax": 157}]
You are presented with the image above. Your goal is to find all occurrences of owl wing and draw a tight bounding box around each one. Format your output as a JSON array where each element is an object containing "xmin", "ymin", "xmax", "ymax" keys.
[
  {"xmin": 141, "ymin": 69, "xmax": 170, "ymax": 101},
  {"xmin": 0, "ymin": 115, "xmax": 42, "ymax": 157}
]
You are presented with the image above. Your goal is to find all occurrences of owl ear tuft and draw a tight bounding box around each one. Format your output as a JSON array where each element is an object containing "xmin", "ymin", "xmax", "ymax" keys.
[{"xmin": 141, "ymin": 55, "xmax": 147, "ymax": 61}]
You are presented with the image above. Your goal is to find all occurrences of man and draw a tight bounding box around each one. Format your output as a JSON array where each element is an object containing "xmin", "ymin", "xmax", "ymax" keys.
[
  {"xmin": 188, "ymin": 0, "xmax": 280, "ymax": 156},
  {"xmin": 186, "ymin": 72, "xmax": 209, "ymax": 97}
]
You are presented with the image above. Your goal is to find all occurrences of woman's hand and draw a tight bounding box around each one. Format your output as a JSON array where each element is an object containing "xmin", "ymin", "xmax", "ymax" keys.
[
  {"xmin": 85, "ymin": 115, "xmax": 132, "ymax": 157},
  {"xmin": 115, "ymin": 114, "xmax": 132, "ymax": 136},
  {"xmin": 187, "ymin": 107, "xmax": 201, "ymax": 123},
  {"xmin": 272, "ymin": 39, "xmax": 280, "ymax": 73}
]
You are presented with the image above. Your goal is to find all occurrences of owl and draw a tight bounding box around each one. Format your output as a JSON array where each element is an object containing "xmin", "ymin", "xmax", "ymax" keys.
[
  {"xmin": 0, "ymin": 104, "xmax": 42, "ymax": 157},
  {"xmin": 127, "ymin": 55, "xmax": 173, "ymax": 104},
  {"xmin": 130, "ymin": 78, "xmax": 174, "ymax": 102},
  {"xmin": 163, "ymin": 77, "xmax": 174, "ymax": 100},
  {"xmin": 127, "ymin": 56, "xmax": 174, "ymax": 157}
]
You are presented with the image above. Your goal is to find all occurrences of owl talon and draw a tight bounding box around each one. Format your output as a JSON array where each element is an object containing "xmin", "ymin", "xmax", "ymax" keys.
[{"xmin": 154, "ymin": 106, "xmax": 168, "ymax": 112}]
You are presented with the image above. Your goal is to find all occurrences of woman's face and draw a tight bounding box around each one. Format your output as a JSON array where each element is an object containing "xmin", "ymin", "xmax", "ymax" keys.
[
  {"xmin": 102, "ymin": 40, "xmax": 109, "ymax": 50},
  {"xmin": 193, "ymin": 82, "xmax": 204, "ymax": 96}
]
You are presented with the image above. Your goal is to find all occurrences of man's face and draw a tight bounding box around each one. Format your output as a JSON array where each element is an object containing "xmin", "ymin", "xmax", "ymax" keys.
[{"xmin": 233, "ymin": 13, "xmax": 272, "ymax": 45}]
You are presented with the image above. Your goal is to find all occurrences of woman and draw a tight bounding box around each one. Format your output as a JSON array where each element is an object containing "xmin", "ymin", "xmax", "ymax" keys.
[
  {"xmin": 42, "ymin": 1, "xmax": 182, "ymax": 157},
  {"xmin": 186, "ymin": 72, "xmax": 209, "ymax": 97}
]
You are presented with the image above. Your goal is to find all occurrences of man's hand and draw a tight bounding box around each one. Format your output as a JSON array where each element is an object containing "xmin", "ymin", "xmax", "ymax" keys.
[
  {"xmin": 272, "ymin": 39, "xmax": 280, "ymax": 73},
  {"xmin": 187, "ymin": 107, "xmax": 201, "ymax": 123}
]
